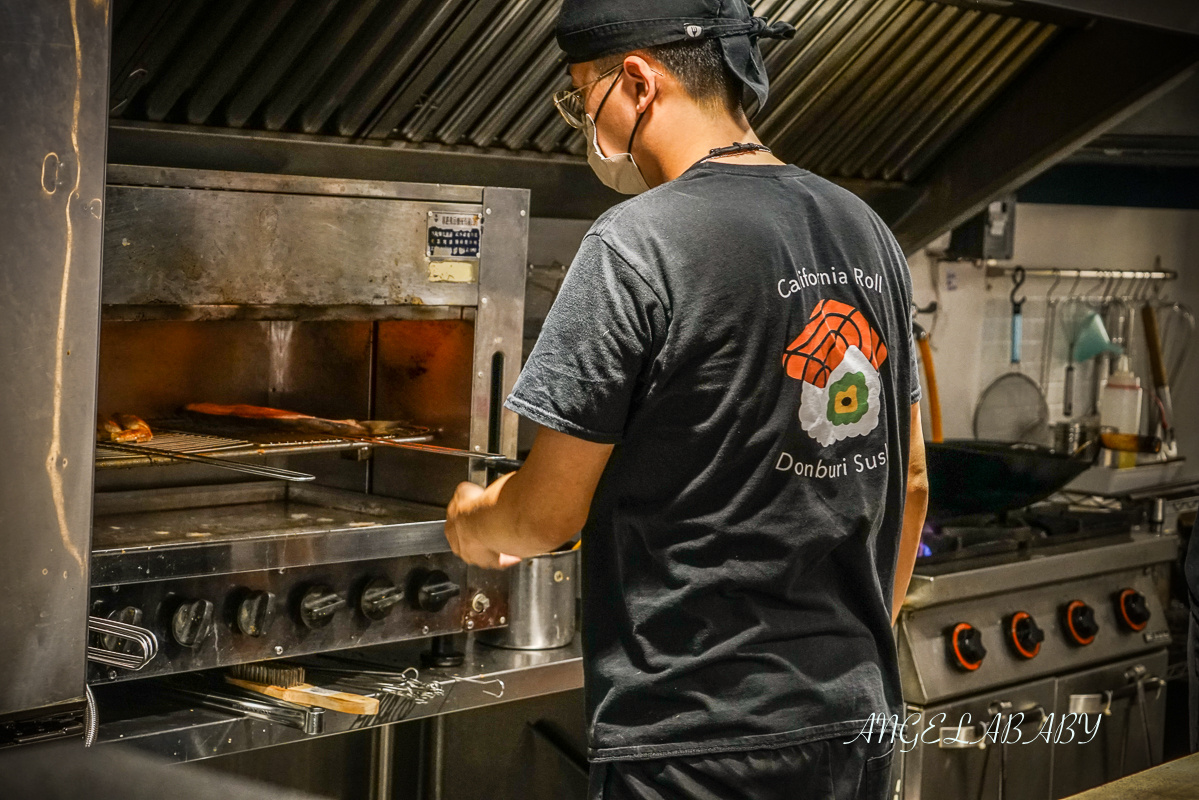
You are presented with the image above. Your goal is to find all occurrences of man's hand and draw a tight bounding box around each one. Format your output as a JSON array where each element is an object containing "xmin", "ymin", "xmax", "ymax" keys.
[
  {"xmin": 445, "ymin": 481, "xmax": 522, "ymax": 569},
  {"xmin": 441, "ymin": 426, "xmax": 614, "ymax": 568}
]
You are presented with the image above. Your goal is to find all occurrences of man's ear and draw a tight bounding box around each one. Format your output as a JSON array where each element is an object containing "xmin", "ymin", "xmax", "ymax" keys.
[{"xmin": 622, "ymin": 55, "xmax": 660, "ymax": 113}]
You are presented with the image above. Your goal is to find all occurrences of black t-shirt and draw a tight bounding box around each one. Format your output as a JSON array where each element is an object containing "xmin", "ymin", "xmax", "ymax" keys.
[{"xmin": 506, "ymin": 162, "xmax": 921, "ymax": 762}]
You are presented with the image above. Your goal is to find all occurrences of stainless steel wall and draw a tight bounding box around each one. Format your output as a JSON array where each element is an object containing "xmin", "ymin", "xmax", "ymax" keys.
[{"xmin": 0, "ymin": 0, "xmax": 111, "ymax": 719}]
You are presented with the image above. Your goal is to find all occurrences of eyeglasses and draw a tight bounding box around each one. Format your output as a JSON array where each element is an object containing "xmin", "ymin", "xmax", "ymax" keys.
[{"xmin": 552, "ymin": 64, "xmax": 624, "ymax": 130}]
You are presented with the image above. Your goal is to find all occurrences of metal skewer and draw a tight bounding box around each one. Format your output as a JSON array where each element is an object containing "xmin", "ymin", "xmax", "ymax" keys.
[{"xmin": 98, "ymin": 440, "xmax": 315, "ymax": 481}]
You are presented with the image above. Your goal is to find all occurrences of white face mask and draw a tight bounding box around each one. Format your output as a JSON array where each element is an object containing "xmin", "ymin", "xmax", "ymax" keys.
[{"xmin": 583, "ymin": 112, "xmax": 650, "ymax": 196}]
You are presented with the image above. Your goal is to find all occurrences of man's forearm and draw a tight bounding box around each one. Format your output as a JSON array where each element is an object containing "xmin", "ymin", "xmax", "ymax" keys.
[
  {"xmin": 893, "ymin": 404, "xmax": 929, "ymax": 623},
  {"xmin": 892, "ymin": 483, "xmax": 928, "ymax": 623}
]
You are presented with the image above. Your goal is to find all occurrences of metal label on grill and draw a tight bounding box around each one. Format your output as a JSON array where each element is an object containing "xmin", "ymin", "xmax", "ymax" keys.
[{"xmin": 427, "ymin": 211, "xmax": 482, "ymax": 259}]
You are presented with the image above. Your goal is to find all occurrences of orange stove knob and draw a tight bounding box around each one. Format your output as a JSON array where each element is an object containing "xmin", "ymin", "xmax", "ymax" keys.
[
  {"xmin": 1008, "ymin": 612, "xmax": 1044, "ymax": 659},
  {"xmin": 1116, "ymin": 589, "xmax": 1151, "ymax": 632},
  {"xmin": 1064, "ymin": 600, "xmax": 1098, "ymax": 645},
  {"xmin": 950, "ymin": 623, "xmax": 987, "ymax": 671}
]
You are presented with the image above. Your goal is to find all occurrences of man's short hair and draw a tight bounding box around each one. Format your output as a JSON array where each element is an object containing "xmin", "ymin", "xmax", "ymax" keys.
[{"xmin": 600, "ymin": 39, "xmax": 743, "ymax": 117}]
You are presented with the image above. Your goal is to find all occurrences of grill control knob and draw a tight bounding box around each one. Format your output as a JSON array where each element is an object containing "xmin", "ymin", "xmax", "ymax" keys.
[
  {"xmin": 409, "ymin": 569, "xmax": 460, "ymax": 613},
  {"xmin": 359, "ymin": 577, "xmax": 404, "ymax": 621},
  {"xmin": 1064, "ymin": 600, "xmax": 1098, "ymax": 645},
  {"xmin": 1008, "ymin": 612, "xmax": 1044, "ymax": 659},
  {"xmin": 1116, "ymin": 589, "xmax": 1151, "ymax": 631},
  {"xmin": 171, "ymin": 599, "xmax": 215, "ymax": 648},
  {"xmin": 949, "ymin": 623, "xmax": 986, "ymax": 671},
  {"xmin": 235, "ymin": 590, "xmax": 276, "ymax": 637},
  {"xmin": 298, "ymin": 585, "xmax": 346, "ymax": 630}
]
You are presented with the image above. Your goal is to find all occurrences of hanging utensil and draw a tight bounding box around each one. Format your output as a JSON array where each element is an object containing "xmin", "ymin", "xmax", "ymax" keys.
[
  {"xmin": 1011, "ymin": 267, "xmax": 1025, "ymax": 365},
  {"xmin": 98, "ymin": 440, "xmax": 315, "ymax": 482},
  {"xmin": 1039, "ymin": 273, "xmax": 1062, "ymax": 396},
  {"xmin": 1059, "ymin": 275, "xmax": 1085, "ymax": 418},
  {"xmin": 1141, "ymin": 304, "xmax": 1177, "ymax": 457},
  {"xmin": 1158, "ymin": 301, "xmax": 1194, "ymax": 386},
  {"xmin": 974, "ymin": 268, "xmax": 1050, "ymax": 446}
]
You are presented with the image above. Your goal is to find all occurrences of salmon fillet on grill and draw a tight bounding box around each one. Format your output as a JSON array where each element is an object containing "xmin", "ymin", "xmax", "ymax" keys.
[{"xmin": 183, "ymin": 403, "xmax": 373, "ymax": 436}]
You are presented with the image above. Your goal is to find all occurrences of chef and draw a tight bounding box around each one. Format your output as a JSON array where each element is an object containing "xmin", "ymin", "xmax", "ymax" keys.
[{"xmin": 444, "ymin": 1, "xmax": 929, "ymax": 797}]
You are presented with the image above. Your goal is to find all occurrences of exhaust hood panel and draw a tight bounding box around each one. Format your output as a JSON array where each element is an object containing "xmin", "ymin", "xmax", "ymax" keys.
[
  {"xmin": 108, "ymin": 0, "xmax": 1057, "ymax": 181},
  {"xmin": 107, "ymin": 0, "xmax": 1197, "ymax": 245}
]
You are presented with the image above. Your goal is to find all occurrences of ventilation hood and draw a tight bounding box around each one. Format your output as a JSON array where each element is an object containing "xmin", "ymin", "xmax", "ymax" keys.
[{"xmin": 105, "ymin": 0, "xmax": 1199, "ymax": 253}]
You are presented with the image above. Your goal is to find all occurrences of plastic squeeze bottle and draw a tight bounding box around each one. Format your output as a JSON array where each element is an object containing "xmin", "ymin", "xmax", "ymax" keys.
[{"xmin": 1100, "ymin": 355, "xmax": 1143, "ymax": 436}]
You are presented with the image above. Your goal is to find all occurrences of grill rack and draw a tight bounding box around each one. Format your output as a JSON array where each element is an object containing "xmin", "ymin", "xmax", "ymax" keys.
[{"xmin": 95, "ymin": 421, "xmax": 434, "ymax": 469}]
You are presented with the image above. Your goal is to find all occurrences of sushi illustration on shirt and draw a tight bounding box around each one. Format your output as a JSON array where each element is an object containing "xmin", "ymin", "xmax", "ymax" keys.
[{"xmin": 782, "ymin": 299, "xmax": 889, "ymax": 447}]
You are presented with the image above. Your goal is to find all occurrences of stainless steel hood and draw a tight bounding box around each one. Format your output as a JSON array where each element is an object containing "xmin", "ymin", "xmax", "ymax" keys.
[{"xmin": 104, "ymin": 0, "xmax": 1199, "ymax": 252}]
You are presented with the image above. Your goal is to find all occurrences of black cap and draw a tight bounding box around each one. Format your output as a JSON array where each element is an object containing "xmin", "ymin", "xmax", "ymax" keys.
[{"xmin": 555, "ymin": 0, "xmax": 795, "ymax": 110}]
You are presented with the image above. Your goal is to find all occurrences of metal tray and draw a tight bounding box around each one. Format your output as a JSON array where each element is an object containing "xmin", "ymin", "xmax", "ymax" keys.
[{"xmin": 91, "ymin": 482, "xmax": 447, "ymax": 585}]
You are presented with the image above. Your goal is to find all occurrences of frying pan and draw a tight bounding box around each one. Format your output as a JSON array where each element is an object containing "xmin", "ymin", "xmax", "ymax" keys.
[{"xmin": 926, "ymin": 440, "xmax": 1093, "ymax": 523}]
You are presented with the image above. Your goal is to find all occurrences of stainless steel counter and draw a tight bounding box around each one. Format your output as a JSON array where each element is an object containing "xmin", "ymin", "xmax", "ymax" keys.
[
  {"xmin": 1062, "ymin": 752, "xmax": 1199, "ymax": 799},
  {"xmin": 95, "ymin": 635, "xmax": 583, "ymax": 762}
]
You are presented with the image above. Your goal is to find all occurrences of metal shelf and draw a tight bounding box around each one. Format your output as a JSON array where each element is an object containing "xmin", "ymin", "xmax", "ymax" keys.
[
  {"xmin": 93, "ymin": 634, "xmax": 583, "ymax": 763},
  {"xmin": 91, "ymin": 482, "xmax": 448, "ymax": 585}
]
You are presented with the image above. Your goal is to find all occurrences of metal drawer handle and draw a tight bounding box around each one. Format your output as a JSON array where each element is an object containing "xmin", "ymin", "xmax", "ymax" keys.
[
  {"xmin": 87, "ymin": 616, "xmax": 159, "ymax": 670},
  {"xmin": 1069, "ymin": 672, "xmax": 1165, "ymax": 715},
  {"xmin": 1069, "ymin": 691, "xmax": 1113, "ymax": 716},
  {"xmin": 938, "ymin": 703, "xmax": 1047, "ymax": 749},
  {"xmin": 939, "ymin": 726, "xmax": 987, "ymax": 749}
]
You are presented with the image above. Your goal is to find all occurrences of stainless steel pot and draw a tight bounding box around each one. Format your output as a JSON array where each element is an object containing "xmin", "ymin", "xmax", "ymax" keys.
[{"xmin": 479, "ymin": 549, "xmax": 577, "ymax": 650}]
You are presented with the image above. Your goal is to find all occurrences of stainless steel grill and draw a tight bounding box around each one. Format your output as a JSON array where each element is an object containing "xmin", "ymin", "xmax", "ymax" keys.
[
  {"xmin": 94, "ymin": 425, "xmax": 435, "ymax": 469},
  {"xmin": 95, "ymin": 430, "xmax": 248, "ymax": 462}
]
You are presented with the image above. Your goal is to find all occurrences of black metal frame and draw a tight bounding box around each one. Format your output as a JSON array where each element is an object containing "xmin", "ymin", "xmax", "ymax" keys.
[
  {"xmin": 1008, "ymin": 0, "xmax": 1199, "ymax": 37},
  {"xmin": 891, "ymin": 20, "xmax": 1199, "ymax": 252}
]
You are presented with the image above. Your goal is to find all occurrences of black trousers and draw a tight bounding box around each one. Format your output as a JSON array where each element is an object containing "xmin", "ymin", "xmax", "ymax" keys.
[{"xmin": 588, "ymin": 736, "xmax": 895, "ymax": 800}]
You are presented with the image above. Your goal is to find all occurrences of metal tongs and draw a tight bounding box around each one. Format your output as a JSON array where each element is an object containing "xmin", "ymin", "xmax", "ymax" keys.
[
  {"xmin": 87, "ymin": 616, "xmax": 159, "ymax": 670},
  {"xmin": 335, "ymin": 437, "xmax": 523, "ymax": 472},
  {"xmin": 166, "ymin": 685, "xmax": 325, "ymax": 735},
  {"xmin": 98, "ymin": 440, "xmax": 315, "ymax": 481}
]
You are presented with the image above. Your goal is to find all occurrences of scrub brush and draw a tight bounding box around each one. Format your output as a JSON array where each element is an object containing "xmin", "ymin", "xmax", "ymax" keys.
[{"xmin": 226, "ymin": 662, "xmax": 379, "ymax": 715}]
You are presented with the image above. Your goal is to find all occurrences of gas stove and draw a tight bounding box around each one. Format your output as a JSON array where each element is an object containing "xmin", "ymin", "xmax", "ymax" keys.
[
  {"xmin": 916, "ymin": 503, "xmax": 1143, "ymax": 571},
  {"xmin": 896, "ymin": 502, "xmax": 1178, "ymax": 799}
]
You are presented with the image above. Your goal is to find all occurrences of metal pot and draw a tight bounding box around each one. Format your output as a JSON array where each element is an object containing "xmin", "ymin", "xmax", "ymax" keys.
[
  {"xmin": 1050, "ymin": 421, "xmax": 1101, "ymax": 459},
  {"xmin": 478, "ymin": 549, "xmax": 577, "ymax": 650}
]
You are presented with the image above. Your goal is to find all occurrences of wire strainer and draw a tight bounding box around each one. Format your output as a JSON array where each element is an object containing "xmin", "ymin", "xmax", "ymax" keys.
[
  {"xmin": 974, "ymin": 372, "xmax": 1050, "ymax": 445},
  {"xmin": 974, "ymin": 267, "xmax": 1050, "ymax": 446}
]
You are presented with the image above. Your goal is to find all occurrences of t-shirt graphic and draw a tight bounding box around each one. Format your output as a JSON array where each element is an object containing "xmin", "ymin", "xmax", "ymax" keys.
[{"xmin": 782, "ymin": 299, "xmax": 889, "ymax": 447}]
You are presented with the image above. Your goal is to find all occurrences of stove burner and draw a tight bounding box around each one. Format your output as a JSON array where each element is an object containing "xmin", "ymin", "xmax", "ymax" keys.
[{"xmin": 917, "ymin": 502, "xmax": 1138, "ymax": 572}]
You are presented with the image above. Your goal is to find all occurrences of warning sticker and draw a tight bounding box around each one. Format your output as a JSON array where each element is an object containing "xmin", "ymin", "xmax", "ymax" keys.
[{"xmin": 427, "ymin": 211, "xmax": 482, "ymax": 259}]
